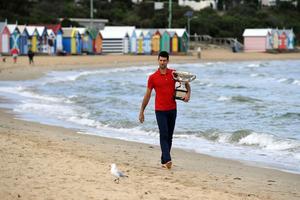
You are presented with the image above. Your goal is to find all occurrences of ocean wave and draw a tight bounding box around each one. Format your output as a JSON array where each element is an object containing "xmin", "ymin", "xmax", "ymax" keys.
[
  {"xmin": 277, "ymin": 78, "xmax": 300, "ymax": 86},
  {"xmin": 217, "ymin": 95, "xmax": 262, "ymax": 103},
  {"xmin": 275, "ymin": 112, "xmax": 300, "ymax": 120},
  {"xmin": 195, "ymin": 129, "xmax": 300, "ymax": 152}
]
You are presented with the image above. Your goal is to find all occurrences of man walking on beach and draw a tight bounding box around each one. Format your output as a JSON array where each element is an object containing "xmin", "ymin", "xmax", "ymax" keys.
[{"xmin": 139, "ymin": 51, "xmax": 191, "ymax": 169}]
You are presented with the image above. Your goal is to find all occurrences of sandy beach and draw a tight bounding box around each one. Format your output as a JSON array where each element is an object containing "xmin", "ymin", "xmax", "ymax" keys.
[{"xmin": 1, "ymin": 49, "xmax": 300, "ymax": 200}]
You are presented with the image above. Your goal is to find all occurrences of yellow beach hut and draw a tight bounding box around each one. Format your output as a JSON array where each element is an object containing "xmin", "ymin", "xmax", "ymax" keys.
[
  {"xmin": 169, "ymin": 31, "xmax": 179, "ymax": 54},
  {"xmin": 151, "ymin": 30, "xmax": 161, "ymax": 54}
]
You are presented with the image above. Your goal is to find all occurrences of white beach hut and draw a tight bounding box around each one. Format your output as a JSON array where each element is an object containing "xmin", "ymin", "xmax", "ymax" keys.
[
  {"xmin": 100, "ymin": 26, "xmax": 135, "ymax": 54},
  {"xmin": 243, "ymin": 29, "xmax": 272, "ymax": 52}
]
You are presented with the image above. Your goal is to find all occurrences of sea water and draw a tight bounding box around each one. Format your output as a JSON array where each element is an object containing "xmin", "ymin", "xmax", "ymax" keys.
[{"xmin": 0, "ymin": 60, "xmax": 299, "ymax": 173}]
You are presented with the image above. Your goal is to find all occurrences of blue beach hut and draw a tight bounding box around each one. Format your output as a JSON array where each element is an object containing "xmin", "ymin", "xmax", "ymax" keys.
[
  {"xmin": 129, "ymin": 30, "xmax": 137, "ymax": 54},
  {"xmin": 18, "ymin": 25, "xmax": 29, "ymax": 55},
  {"xmin": 142, "ymin": 30, "xmax": 152, "ymax": 55},
  {"xmin": 7, "ymin": 25, "xmax": 20, "ymax": 50}
]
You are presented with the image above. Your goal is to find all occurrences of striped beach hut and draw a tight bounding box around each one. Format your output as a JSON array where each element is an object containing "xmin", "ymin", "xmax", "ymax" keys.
[
  {"xmin": 7, "ymin": 25, "xmax": 20, "ymax": 51},
  {"xmin": 0, "ymin": 21, "xmax": 7, "ymax": 54},
  {"xmin": 151, "ymin": 30, "xmax": 161, "ymax": 54},
  {"xmin": 1, "ymin": 25, "xmax": 11, "ymax": 54},
  {"xmin": 160, "ymin": 30, "xmax": 171, "ymax": 53},
  {"xmin": 62, "ymin": 28, "xmax": 80, "ymax": 54},
  {"xmin": 100, "ymin": 26, "xmax": 134, "ymax": 54},
  {"xmin": 26, "ymin": 26, "xmax": 38, "ymax": 53},
  {"xmin": 18, "ymin": 25, "xmax": 29, "ymax": 55}
]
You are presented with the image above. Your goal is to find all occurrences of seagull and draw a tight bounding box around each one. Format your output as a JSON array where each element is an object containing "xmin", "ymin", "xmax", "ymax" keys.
[{"xmin": 110, "ymin": 163, "xmax": 128, "ymax": 183}]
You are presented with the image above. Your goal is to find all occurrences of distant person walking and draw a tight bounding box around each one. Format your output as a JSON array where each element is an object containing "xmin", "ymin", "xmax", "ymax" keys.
[
  {"xmin": 28, "ymin": 49, "xmax": 35, "ymax": 64},
  {"xmin": 197, "ymin": 46, "xmax": 201, "ymax": 59},
  {"xmin": 11, "ymin": 48, "xmax": 19, "ymax": 64}
]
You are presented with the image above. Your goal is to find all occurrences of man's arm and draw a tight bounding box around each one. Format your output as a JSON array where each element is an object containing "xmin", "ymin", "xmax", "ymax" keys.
[
  {"xmin": 183, "ymin": 82, "xmax": 191, "ymax": 102},
  {"xmin": 139, "ymin": 88, "xmax": 152, "ymax": 123}
]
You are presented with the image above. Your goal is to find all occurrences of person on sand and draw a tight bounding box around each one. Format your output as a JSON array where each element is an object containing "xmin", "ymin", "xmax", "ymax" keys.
[
  {"xmin": 11, "ymin": 48, "xmax": 19, "ymax": 64},
  {"xmin": 139, "ymin": 51, "xmax": 191, "ymax": 169},
  {"xmin": 28, "ymin": 48, "xmax": 34, "ymax": 64}
]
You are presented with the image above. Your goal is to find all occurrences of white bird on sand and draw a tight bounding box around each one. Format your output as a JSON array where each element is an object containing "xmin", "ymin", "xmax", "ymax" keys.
[{"xmin": 110, "ymin": 163, "xmax": 128, "ymax": 183}]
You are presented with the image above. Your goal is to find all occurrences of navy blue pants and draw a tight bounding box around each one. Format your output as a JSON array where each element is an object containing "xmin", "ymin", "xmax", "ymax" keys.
[{"xmin": 155, "ymin": 109, "xmax": 177, "ymax": 164}]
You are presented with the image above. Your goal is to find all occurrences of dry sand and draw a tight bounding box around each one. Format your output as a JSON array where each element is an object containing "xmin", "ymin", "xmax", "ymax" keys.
[{"xmin": 0, "ymin": 49, "xmax": 300, "ymax": 200}]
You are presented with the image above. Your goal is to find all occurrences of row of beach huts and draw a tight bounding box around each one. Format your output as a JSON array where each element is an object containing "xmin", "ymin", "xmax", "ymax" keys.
[
  {"xmin": 0, "ymin": 22, "xmax": 189, "ymax": 56},
  {"xmin": 243, "ymin": 28, "xmax": 296, "ymax": 52}
]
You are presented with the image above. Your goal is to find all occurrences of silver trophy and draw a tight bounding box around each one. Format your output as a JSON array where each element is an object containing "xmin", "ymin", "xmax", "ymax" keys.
[{"xmin": 172, "ymin": 71, "xmax": 196, "ymax": 101}]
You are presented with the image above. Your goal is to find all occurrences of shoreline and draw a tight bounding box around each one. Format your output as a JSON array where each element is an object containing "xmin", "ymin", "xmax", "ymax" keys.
[{"xmin": 1, "ymin": 49, "xmax": 300, "ymax": 199}]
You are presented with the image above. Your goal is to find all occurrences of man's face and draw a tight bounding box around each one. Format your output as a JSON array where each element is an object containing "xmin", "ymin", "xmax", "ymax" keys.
[{"xmin": 158, "ymin": 56, "xmax": 168, "ymax": 69}]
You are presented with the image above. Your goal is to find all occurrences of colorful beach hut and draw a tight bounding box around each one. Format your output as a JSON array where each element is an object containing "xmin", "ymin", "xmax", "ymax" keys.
[
  {"xmin": 26, "ymin": 26, "xmax": 38, "ymax": 53},
  {"xmin": 47, "ymin": 29, "xmax": 56, "ymax": 54},
  {"xmin": 77, "ymin": 28, "xmax": 93, "ymax": 54},
  {"xmin": 136, "ymin": 30, "xmax": 144, "ymax": 54},
  {"xmin": 7, "ymin": 25, "xmax": 20, "ymax": 51},
  {"xmin": 151, "ymin": 30, "xmax": 161, "ymax": 54},
  {"xmin": 160, "ymin": 30, "xmax": 171, "ymax": 53},
  {"xmin": 36, "ymin": 26, "xmax": 48, "ymax": 53},
  {"xmin": 169, "ymin": 31, "xmax": 179, "ymax": 54},
  {"xmin": 62, "ymin": 28, "xmax": 80, "ymax": 54},
  {"xmin": 287, "ymin": 30, "xmax": 295, "ymax": 50},
  {"xmin": 142, "ymin": 30, "xmax": 152, "ymax": 55},
  {"xmin": 1, "ymin": 25, "xmax": 10, "ymax": 54},
  {"xmin": 88, "ymin": 28, "xmax": 102, "ymax": 54},
  {"xmin": 46, "ymin": 24, "xmax": 63, "ymax": 53},
  {"xmin": 0, "ymin": 21, "xmax": 7, "ymax": 54},
  {"xmin": 18, "ymin": 25, "xmax": 29, "ymax": 55},
  {"xmin": 272, "ymin": 29, "xmax": 279, "ymax": 49},
  {"xmin": 278, "ymin": 31, "xmax": 287, "ymax": 49},
  {"xmin": 129, "ymin": 30, "xmax": 137, "ymax": 54}
]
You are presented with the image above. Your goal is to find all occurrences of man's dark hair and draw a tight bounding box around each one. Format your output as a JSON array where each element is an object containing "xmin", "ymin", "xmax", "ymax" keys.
[{"xmin": 158, "ymin": 51, "xmax": 169, "ymax": 60}]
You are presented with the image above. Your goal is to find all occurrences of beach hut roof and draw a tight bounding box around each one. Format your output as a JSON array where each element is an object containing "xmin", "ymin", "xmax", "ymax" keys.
[
  {"xmin": 6, "ymin": 24, "xmax": 18, "ymax": 34},
  {"xmin": 36, "ymin": 26, "xmax": 46, "ymax": 36},
  {"xmin": 243, "ymin": 29, "xmax": 272, "ymax": 37},
  {"xmin": 88, "ymin": 28, "xmax": 100, "ymax": 39},
  {"xmin": 101, "ymin": 26, "xmax": 135, "ymax": 39},
  {"xmin": 169, "ymin": 31, "xmax": 177, "ymax": 37},
  {"xmin": 26, "ymin": 26, "xmax": 37, "ymax": 36},
  {"xmin": 62, "ymin": 27, "xmax": 79, "ymax": 37},
  {"xmin": 167, "ymin": 28, "xmax": 186, "ymax": 37},
  {"xmin": 0, "ymin": 22, "xmax": 7, "ymax": 33},
  {"xmin": 47, "ymin": 29, "xmax": 55, "ymax": 37},
  {"xmin": 46, "ymin": 24, "xmax": 61, "ymax": 34},
  {"xmin": 17, "ymin": 25, "xmax": 26, "ymax": 33},
  {"xmin": 75, "ymin": 27, "xmax": 86, "ymax": 35}
]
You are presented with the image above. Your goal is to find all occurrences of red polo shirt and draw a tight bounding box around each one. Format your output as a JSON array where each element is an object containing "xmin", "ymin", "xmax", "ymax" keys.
[{"xmin": 147, "ymin": 68, "xmax": 176, "ymax": 111}]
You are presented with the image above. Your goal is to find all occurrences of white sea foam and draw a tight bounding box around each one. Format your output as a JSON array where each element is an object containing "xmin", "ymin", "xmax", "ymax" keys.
[{"xmin": 238, "ymin": 132, "xmax": 299, "ymax": 151}]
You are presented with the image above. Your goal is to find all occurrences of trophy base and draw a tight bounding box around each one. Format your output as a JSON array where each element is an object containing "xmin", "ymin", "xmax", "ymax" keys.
[{"xmin": 174, "ymin": 89, "xmax": 187, "ymax": 101}]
